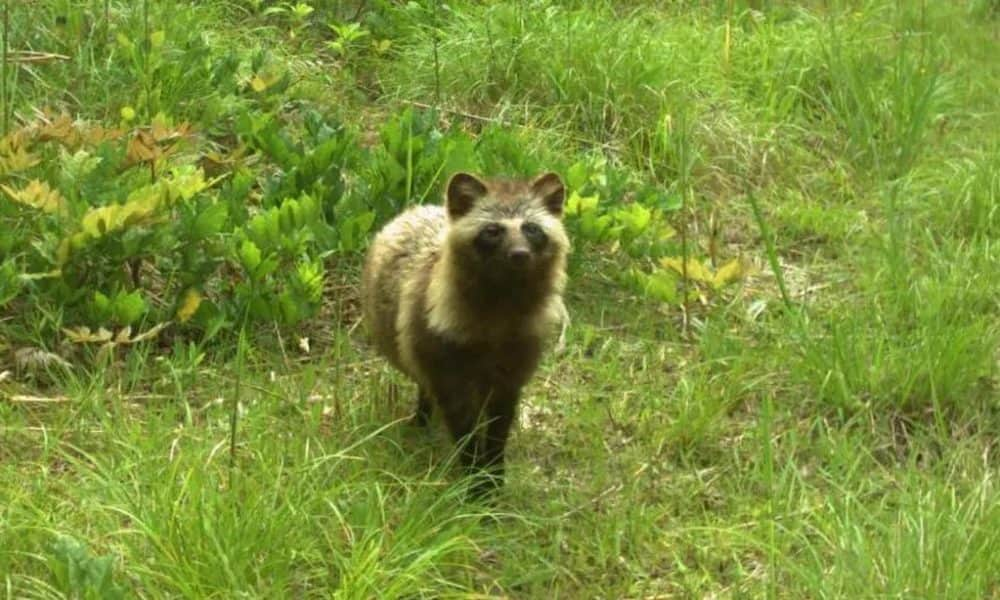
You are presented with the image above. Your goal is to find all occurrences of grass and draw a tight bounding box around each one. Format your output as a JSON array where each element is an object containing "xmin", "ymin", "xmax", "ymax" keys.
[{"xmin": 2, "ymin": 0, "xmax": 999, "ymax": 597}]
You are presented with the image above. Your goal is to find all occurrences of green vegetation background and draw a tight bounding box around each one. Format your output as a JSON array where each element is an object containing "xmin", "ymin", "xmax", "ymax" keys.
[{"xmin": 1, "ymin": 0, "xmax": 998, "ymax": 597}]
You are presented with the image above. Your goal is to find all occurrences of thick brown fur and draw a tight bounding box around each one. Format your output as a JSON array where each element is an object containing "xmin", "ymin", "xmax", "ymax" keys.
[{"xmin": 361, "ymin": 171, "xmax": 569, "ymax": 496}]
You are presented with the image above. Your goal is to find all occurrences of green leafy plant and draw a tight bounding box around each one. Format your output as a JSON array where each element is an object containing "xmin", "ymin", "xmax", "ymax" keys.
[
  {"xmin": 262, "ymin": 2, "xmax": 316, "ymax": 40},
  {"xmin": 563, "ymin": 157, "xmax": 747, "ymax": 306},
  {"xmin": 327, "ymin": 19, "xmax": 371, "ymax": 57},
  {"xmin": 47, "ymin": 534, "xmax": 126, "ymax": 600}
]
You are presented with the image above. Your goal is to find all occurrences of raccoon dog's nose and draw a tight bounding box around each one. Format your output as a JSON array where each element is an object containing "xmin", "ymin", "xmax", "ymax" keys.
[{"xmin": 508, "ymin": 248, "xmax": 531, "ymax": 265}]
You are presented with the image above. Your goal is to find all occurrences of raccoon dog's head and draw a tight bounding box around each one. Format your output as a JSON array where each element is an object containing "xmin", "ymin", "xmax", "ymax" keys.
[{"xmin": 444, "ymin": 172, "xmax": 569, "ymax": 276}]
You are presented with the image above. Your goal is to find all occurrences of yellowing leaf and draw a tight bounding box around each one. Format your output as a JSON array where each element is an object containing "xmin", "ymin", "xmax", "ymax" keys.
[
  {"xmin": 565, "ymin": 191, "xmax": 599, "ymax": 217},
  {"xmin": 660, "ymin": 256, "xmax": 714, "ymax": 284},
  {"xmin": 58, "ymin": 169, "xmax": 214, "ymax": 265},
  {"xmin": 150, "ymin": 117, "xmax": 190, "ymax": 142},
  {"xmin": 63, "ymin": 326, "xmax": 114, "ymax": 344},
  {"xmin": 37, "ymin": 114, "xmax": 82, "ymax": 147},
  {"xmin": 250, "ymin": 75, "xmax": 269, "ymax": 92},
  {"xmin": 56, "ymin": 238, "xmax": 73, "ymax": 264},
  {"xmin": 176, "ymin": 288, "xmax": 202, "ymax": 323},
  {"xmin": 78, "ymin": 195, "xmax": 161, "ymax": 239},
  {"xmin": 81, "ymin": 125, "xmax": 124, "ymax": 145},
  {"xmin": 62, "ymin": 323, "xmax": 169, "ymax": 347},
  {"xmin": 0, "ymin": 126, "xmax": 34, "ymax": 151},
  {"xmin": 115, "ymin": 326, "xmax": 133, "ymax": 344},
  {"xmin": 126, "ymin": 130, "xmax": 159, "ymax": 164},
  {"xmin": 711, "ymin": 258, "xmax": 749, "ymax": 290},
  {"xmin": 167, "ymin": 167, "xmax": 211, "ymax": 200},
  {"xmin": 1, "ymin": 180, "xmax": 67, "ymax": 214},
  {"xmin": 129, "ymin": 322, "xmax": 169, "ymax": 343},
  {"xmin": 0, "ymin": 144, "xmax": 41, "ymax": 175},
  {"xmin": 150, "ymin": 30, "xmax": 166, "ymax": 48},
  {"xmin": 249, "ymin": 71, "xmax": 282, "ymax": 93}
]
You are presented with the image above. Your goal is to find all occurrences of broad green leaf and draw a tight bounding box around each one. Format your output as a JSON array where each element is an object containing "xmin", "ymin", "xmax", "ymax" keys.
[
  {"xmin": 278, "ymin": 291, "xmax": 302, "ymax": 325},
  {"xmin": 565, "ymin": 161, "xmax": 589, "ymax": 192},
  {"xmin": 622, "ymin": 268, "xmax": 677, "ymax": 304},
  {"xmin": 339, "ymin": 217, "xmax": 355, "ymax": 251},
  {"xmin": 59, "ymin": 147, "xmax": 103, "ymax": 182},
  {"xmin": 644, "ymin": 271, "xmax": 678, "ymax": 303},
  {"xmin": 112, "ymin": 291, "xmax": 147, "ymax": 325},
  {"xmin": 93, "ymin": 291, "xmax": 111, "ymax": 315},
  {"xmin": 248, "ymin": 295, "xmax": 273, "ymax": 319},
  {"xmin": 239, "ymin": 239, "xmax": 262, "ymax": 272},
  {"xmin": 296, "ymin": 261, "xmax": 324, "ymax": 302},
  {"xmin": 618, "ymin": 203, "xmax": 651, "ymax": 238},
  {"xmin": 255, "ymin": 255, "xmax": 280, "ymax": 280},
  {"xmin": 192, "ymin": 202, "xmax": 228, "ymax": 238},
  {"xmin": 354, "ymin": 211, "xmax": 375, "ymax": 235},
  {"xmin": 660, "ymin": 193, "xmax": 684, "ymax": 212}
]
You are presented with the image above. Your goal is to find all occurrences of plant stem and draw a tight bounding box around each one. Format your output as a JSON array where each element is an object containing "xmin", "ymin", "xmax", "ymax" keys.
[
  {"xmin": 748, "ymin": 192, "xmax": 794, "ymax": 312},
  {"xmin": 2, "ymin": 0, "xmax": 9, "ymax": 136},
  {"xmin": 432, "ymin": 0, "xmax": 441, "ymax": 107},
  {"xmin": 230, "ymin": 321, "xmax": 247, "ymax": 473}
]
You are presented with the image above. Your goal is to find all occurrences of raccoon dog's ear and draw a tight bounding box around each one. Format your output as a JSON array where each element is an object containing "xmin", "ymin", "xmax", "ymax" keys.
[
  {"xmin": 532, "ymin": 172, "xmax": 565, "ymax": 217},
  {"xmin": 446, "ymin": 172, "xmax": 488, "ymax": 220}
]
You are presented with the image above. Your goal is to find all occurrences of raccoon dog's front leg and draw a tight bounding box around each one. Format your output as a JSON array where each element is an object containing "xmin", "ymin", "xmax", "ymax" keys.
[
  {"xmin": 433, "ymin": 380, "xmax": 486, "ymax": 471},
  {"xmin": 410, "ymin": 387, "xmax": 433, "ymax": 427},
  {"xmin": 472, "ymin": 386, "xmax": 519, "ymax": 497},
  {"xmin": 437, "ymin": 383, "xmax": 520, "ymax": 499}
]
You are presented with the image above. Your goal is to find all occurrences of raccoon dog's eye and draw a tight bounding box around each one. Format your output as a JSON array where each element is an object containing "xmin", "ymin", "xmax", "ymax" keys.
[
  {"xmin": 481, "ymin": 223, "xmax": 504, "ymax": 238},
  {"xmin": 475, "ymin": 223, "xmax": 505, "ymax": 253},
  {"xmin": 521, "ymin": 222, "xmax": 547, "ymax": 245}
]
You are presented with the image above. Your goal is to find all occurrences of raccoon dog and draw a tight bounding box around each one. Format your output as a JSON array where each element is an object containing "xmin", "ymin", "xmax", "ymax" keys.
[{"xmin": 361, "ymin": 171, "xmax": 570, "ymax": 496}]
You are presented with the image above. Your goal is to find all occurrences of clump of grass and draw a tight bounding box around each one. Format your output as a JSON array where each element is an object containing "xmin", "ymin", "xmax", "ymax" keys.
[
  {"xmin": 788, "ymin": 177, "xmax": 999, "ymax": 418},
  {"xmin": 382, "ymin": 4, "xmax": 770, "ymax": 194},
  {"xmin": 914, "ymin": 148, "xmax": 1000, "ymax": 239},
  {"xmin": 0, "ymin": 368, "xmax": 491, "ymax": 596},
  {"xmin": 789, "ymin": 445, "xmax": 1000, "ymax": 597}
]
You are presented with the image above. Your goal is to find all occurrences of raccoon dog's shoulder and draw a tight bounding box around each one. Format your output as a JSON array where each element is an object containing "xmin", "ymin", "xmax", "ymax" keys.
[{"xmin": 360, "ymin": 203, "xmax": 446, "ymax": 374}]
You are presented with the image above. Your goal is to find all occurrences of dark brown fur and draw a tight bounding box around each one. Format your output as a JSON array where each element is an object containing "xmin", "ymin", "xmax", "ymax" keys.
[{"xmin": 408, "ymin": 262, "xmax": 546, "ymax": 492}]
